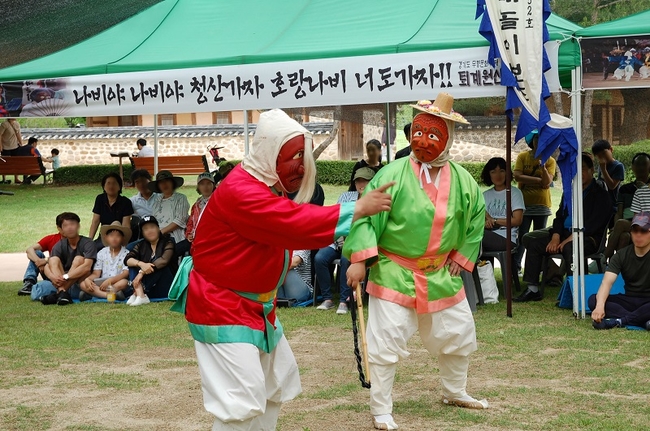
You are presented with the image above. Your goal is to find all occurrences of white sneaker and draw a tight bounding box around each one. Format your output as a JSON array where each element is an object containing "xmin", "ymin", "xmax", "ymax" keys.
[
  {"xmin": 130, "ymin": 295, "xmax": 150, "ymax": 306},
  {"xmin": 373, "ymin": 414, "xmax": 398, "ymax": 430},
  {"xmin": 126, "ymin": 294, "xmax": 137, "ymax": 305},
  {"xmin": 316, "ymin": 299, "xmax": 334, "ymax": 310},
  {"xmin": 336, "ymin": 303, "xmax": 349, "ymax": 315}
]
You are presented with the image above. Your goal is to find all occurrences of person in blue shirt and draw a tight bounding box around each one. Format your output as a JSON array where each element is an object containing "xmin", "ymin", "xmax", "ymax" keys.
[{"xmin": 592, "ymin": 139, "xmax": 625, "ymax": 209}]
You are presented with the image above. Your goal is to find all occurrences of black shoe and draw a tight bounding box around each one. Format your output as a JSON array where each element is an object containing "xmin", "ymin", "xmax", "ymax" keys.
[
  {"xmin": 592, "ymin": 318, "xmax": 621, "ymax": 330},
  {"xmin": 645, "ymin": 320, "xmax": 650, "ymax": 331},
  {"xmin": 115, "ymin": 290, "xmax": 126, "ymax": 301},
  {"xmin": 57, "ymin": 290, "xmax": 73, "ymax": 306},
  {"xmin": 41, "ymin": 292, "xmax": 59, "ymax": 305},
  {"xmin": 18, "ymin": 280, "xmax": 35, "ymax": 296},
  {"xmin": 513, "ymin": 289, "xmax": 543, "ymax": 303},
  {"xmin": 78, "ymin": 291, "xmax": 93, "ymax": 302}
]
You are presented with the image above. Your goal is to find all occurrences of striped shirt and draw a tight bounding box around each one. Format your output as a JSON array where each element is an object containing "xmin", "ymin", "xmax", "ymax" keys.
[
  {"xmin": 292, "ymin": 249, "xmax": 312, "ymax": 288},
  {"xmin": 631, "ymin": 186, "xmax": 650, "ymax": 215},
  {"xmin": 150, "ymin": 192, "xmax": 190, "ymax": 244},
  {"xmin": 329, "ymin": 191, "xmax": 359, "ymax": 249}
]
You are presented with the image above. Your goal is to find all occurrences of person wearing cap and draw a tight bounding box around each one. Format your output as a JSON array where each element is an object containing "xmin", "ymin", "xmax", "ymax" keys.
[
  {"xmin": 516, "ymin": 153, "xmax": 612, "ymax": 303},
  {"xmin": 79, "ymin": 221, "xmax": 130, "ymax": 301},
  {"xmin": 513, "ymin": 129, "xmax": 556, "ymax": 271},
  {"xmin": 130, "ymin": 169, "xmax": 157, "ymax": 219},
  {"xmin": 124, "ymin": 215, "xmax": 175, "ymax": 306},
  {"xmin": 148, "ymin": 170, "xmax": 190, "ymax": 256},
  {"xmin": 344, "ymin": 94, "xmax": 488, "ymax": 430},
  {"xmin": 315, "ymin": 166, "xmax": 376, "ymax": 314},
  {"xmin": 185, "ymin": 172, "xmax": 216, "ymax": 244},
  {"xmin": 590, "ymin": 212, "xmax": 650, "ymax": 330},
  {"xmin": 169, "ymin": 108, "xmax": 393, "ymax": 431}
]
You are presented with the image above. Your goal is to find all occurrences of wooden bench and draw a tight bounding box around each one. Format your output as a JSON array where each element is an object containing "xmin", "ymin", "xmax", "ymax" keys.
[
  {"xmin": 130, "ymin": 155, "xmax": 209, "ymax": 176},
  {"xmin": 0, "ymin": 156, "xmax": 53, "ymax": 185}
]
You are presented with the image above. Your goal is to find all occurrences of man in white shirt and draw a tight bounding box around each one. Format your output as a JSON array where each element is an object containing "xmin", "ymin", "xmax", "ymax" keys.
[{"xmin": 136, "ymin": 138, "xmax": 154, "ymax": 157}]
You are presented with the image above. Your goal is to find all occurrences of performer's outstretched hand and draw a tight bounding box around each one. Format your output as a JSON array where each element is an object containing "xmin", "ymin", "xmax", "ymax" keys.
[
  {"xmin": 353, "ymin": 182, "xmax": 396, "ymax": 222},
  {"xmin": 347, "ymin": 262, "xmax": 367, "ymax": 287}
]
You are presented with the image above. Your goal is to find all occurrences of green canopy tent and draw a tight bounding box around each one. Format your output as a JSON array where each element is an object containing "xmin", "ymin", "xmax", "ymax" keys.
[{"xmin": 0, "ymin": 0, "xmax": 580, "ymax": 107}]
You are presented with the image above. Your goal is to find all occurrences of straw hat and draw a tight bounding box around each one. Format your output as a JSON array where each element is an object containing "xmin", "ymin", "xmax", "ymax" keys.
[
  {"xmin": 100, "ymin": 221, "xmax": 131, "ymax": 247},
  {"xmin": 410, "ymin": 93, "xmax": 470, "ymax": 125}
]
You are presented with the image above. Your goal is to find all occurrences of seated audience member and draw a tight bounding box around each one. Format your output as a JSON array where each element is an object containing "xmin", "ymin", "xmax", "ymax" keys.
[
  {"xmin": 481, "ymin": 157, "xmax": 525, "ymax": 252},
  {"xmin": 124, "ymin": 216, "xmax": 175, "ymax": 306},
  {"xmin": 136, "ymin": 138, "xmax": 154, "ymax": 157},
  {"xmin": 590, "ymin": 212, "xmax": 650, "ymax": 330},
  {"xmin": 130, "ymin": 169, "xmax": 156, "ymax": 218},
  {"xmin": 592, "ymin": 139, "xmax": 625, "ymax": 208},
  {"xmin": 79, "ymin": 222, "xmax": 130, "ymax": 301},
  {"xmin": 15, "ymin": 137, "xmax": 44, "ymax": 184},
  {"xmin": 149, "ymin": 170, "xmax": 190, "ymax": 256},
  {"xmin": 394, "ymin": 123, "xmax": 412, "ymax": 160},
  {"xmin": 18, "ymin": 214, "xmax": 64, "ymax": 296},
  {"xmin": 277, "ymin": 249, "xmax": 313, "ymax": 304},
  {"xmin": 605, "ymin": 152, "xmax": 650, "ymax": 258},
  {"xmin": 515, "ymin": 154, "xmax": 612, "ymax": 302},
  {"xmin": 348, "ymin": 139, "xmax": 383, "ymax": 191},
  {"xmin": 39, "ymin": 212, "xmax": 97, "ymax": 306},
  {"xmin": 185, "ymin": 172, "xmax": 216, "ymax": 244},
  {"xmin": 88, "ymin": 172, "xmax": 134, "ymax": 250},
  {"xmin": 316, "ymin": 166, "xmax": 376, "ymax": 314},
  {"xmin": 513, "ymin": 130, "xmax": 556, "ymax": 271}
]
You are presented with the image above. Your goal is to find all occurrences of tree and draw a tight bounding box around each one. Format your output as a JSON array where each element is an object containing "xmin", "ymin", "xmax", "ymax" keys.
[
  {"xmin": 620, "ymin": 89, "xmax": 650, "ymax": 144},
  {"xmin": 313, "ymin": 106, "xmax": 341, "ymax": 160}
]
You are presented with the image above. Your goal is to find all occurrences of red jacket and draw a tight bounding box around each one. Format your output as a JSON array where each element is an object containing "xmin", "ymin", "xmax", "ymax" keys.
[{"xmin": 186, "ymin": 165, "xmax": 353, "ymax": 348}]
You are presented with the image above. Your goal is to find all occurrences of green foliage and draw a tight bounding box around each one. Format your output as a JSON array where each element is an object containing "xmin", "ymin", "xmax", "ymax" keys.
[
  {"xmin": 458, "ymin": 162, "xmax": 485, "ymax": 184},
  {"xmin": 15, "ymin": 118, "xmax": 68, "ymax": 129},
  {"xmin": 53, "ymin": 164, "xmax": 133, "ymax": 186},
  {"xmin": 315, "ymin": 160, "xmax": 357, "ymax": 185},
  {"xmin": 452, "ymin": 96, "xmax": 507, "ymax": 116},
  {"xmin": 552, "ymin": 0, "xmax": 649, "ymax": 26},
  {"xmin": 611, "ymin": 140, "xmax": 650, "ymax": 181}
]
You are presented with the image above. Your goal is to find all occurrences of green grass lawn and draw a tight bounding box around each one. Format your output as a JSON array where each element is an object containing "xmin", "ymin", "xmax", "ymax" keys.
[{"xmin": 0, "ymin": 278, "xmax": 647, "ymax": 430}]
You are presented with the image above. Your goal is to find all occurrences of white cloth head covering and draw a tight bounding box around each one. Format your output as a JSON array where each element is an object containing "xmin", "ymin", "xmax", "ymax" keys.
[{"xmin": 241, "ymin": 109, "xmax": 316, "ymax": 203}]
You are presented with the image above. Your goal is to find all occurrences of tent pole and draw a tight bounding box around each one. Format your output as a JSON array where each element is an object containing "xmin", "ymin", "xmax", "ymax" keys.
[
  {"xmin": 385, "ymin": 103, "xmax": 391, "ymax": 163},
  {"xmin": 571, "ymin": 66, "xmax": 585, "ymax": 318},
  {"xmin": 153, "ymin": 114, "xmax": 159, "ymax": 175},
  {"xmin": 505, "ymin": 116, "xmax": 513, "ymax": 318},
  {"xmin": 243, "ymin": 110, "xmax": 250, "ymax": 156}
]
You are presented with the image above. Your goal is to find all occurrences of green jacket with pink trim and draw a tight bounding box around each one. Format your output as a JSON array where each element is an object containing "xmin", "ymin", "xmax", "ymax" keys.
[{"xmin": 343, "ymin": 158, "xmax": 485, "ymax": 314}]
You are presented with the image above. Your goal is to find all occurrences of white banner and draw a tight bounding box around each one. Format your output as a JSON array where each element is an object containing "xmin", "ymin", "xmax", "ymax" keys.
[{"xmin": 1, "ymin": 46, "xmax": 560, "ymax": 118}]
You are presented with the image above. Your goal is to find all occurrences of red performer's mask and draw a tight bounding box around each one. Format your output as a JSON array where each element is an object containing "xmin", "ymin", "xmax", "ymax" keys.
[
  {"xmin": 276, "ymin": 135, "xmax": 306, "ymax": 193},
  {"xmin": 410, "ymin": 114, "xmax": 449, "ymax": 164}
]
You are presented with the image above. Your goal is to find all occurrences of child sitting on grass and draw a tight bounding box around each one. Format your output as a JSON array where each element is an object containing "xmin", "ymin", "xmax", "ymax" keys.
[
  {"xmin": 79, "ymin": 222, "xmax": 130, "ymax": 301},
  {"xmin": 124, "ymin": 215, "xmax": 175, "ymax": 306}
]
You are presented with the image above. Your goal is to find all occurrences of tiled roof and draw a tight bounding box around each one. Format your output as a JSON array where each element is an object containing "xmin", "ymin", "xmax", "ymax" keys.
[{"xmin": 23, "ymin": 122, "xmax": 335, "ymax": 140}]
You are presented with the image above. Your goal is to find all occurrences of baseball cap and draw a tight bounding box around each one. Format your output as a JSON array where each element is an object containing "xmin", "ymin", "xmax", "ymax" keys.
[
  {"xmin": 196, "ymin": 172, "xmax": 215, "ymax": 184},
  {"xmin": 354, "ymin": 167, "xmax": 376, "ymax": 181},
  {"xmin": 139, "ymin": 215, "xmax": 159, "ymax": 231},
  {"xmin": 631, "ymin": 212, "xmax": 650, "ymax": 231}
]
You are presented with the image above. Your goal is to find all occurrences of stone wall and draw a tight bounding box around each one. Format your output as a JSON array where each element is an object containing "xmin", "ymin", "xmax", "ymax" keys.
[{"xmin": 24, "ymin": 117, "xmax": 528, "ymax": 167}]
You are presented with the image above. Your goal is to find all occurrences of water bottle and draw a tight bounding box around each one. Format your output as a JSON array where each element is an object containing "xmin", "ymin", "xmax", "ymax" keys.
[{"xmin": 106, "ymin": 285, "xmax": 116, "ymax": 303}]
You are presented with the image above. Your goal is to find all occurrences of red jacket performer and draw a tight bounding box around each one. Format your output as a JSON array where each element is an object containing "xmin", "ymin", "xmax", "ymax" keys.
[{"xmin": 170, "ymin": 109, "xmax": 393, "ymax": 431}]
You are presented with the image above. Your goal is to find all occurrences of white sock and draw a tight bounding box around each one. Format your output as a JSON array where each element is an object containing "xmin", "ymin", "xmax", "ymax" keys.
[
  {"xmin": 374, "ymin": 414, "xmax": 394, "ymax": 423},
  {"xmin": 527, "ymin": 285, "xmax": 539, "ymax": 293}
]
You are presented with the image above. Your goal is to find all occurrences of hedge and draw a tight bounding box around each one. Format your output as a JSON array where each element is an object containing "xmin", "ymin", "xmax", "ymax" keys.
[
  {"xmin": 51, "ymin": 160, "xmax": 489, "ymax": 186},
  {"xmin": 53, "ymin": 164, "xmax": 134, "ymax": 186}
]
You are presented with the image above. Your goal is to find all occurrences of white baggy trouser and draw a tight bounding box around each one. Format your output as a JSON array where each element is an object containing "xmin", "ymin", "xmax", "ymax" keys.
[
  {"xmin": 366, "ymin": 296, "xmax": 477, "ymax": 415},
  {"xmin": 194, "ymin": 335, "xmax": 302, "ymax": 431}
]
